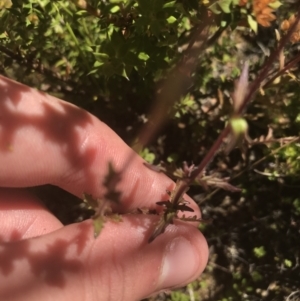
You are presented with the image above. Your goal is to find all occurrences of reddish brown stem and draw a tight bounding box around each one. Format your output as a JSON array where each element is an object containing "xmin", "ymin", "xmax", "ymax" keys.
[{"xmin": 171, "ymin": 9, "xmax": 300, "ymax": 206}]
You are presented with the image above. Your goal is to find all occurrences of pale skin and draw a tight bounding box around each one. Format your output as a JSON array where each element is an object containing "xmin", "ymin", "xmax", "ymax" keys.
[{"xmin": 0, "ymin": 76, "xmax": 208, "ymax": 301}]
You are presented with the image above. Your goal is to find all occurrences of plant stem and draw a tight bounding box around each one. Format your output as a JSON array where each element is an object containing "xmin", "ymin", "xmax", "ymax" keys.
[{"xmin": 171, "ymin": 9, "xmax": 300, "ymax": 206}]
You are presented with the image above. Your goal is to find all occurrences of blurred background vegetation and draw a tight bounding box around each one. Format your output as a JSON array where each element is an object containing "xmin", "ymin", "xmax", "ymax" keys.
[{"xmin": 1, "ymin": 0, "xmax": 300, "ymax": 300}]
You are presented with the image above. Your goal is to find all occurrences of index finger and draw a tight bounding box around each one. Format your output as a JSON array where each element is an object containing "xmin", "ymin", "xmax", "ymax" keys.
[{"xmin": 0, "ymin": 76, "xmax": 200, "ymax": 215}]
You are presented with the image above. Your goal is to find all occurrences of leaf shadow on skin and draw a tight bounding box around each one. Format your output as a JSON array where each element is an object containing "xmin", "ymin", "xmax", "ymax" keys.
[
  {"xmin": 0, "ymin": 76, "xmax": 103, "ymax": 193},
  {"xmin": 0, "ymin": 221, "xmax": 91, "ymax": 295},
  {"xmin": 0, "ymin": 217, "xmax": 164, "ymax": 300}
]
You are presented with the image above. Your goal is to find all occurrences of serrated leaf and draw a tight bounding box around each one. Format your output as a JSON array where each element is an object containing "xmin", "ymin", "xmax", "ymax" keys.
[
  {"xmin": 247, "ymin": 14, "xmax": 258, "ymax": 33},
  {"xmin": 83, "ymin": 193, "xmax": 98, "ymax": 210}
]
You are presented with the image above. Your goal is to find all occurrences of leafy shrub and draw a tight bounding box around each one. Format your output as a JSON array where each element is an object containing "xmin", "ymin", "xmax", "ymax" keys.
[{"xmin": 1, "ymin": 0, "xmax": 300, "ymax": 300}]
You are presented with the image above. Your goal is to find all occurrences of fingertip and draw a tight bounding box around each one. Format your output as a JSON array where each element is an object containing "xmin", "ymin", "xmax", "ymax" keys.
[{"xmin": 156, "ymin": 220, "xmax": 208, "ymax": 290}]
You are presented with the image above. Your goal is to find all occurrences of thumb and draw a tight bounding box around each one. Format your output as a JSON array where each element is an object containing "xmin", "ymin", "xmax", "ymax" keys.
[{"xmin": 0, "ymin": 217, "xmax": 208, "ymax": 301}]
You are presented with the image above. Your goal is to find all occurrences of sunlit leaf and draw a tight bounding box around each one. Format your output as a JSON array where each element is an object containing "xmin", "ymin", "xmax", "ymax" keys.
[{"xmin": 247, "ymin": 14, "xmax": 258, "ymax": 33}]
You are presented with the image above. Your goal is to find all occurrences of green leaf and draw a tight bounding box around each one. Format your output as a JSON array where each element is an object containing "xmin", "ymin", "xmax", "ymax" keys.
[
  {"xmin": 247, "ymin": 14, "xmax": 258, "ymax": 33},
  {"xmin": 138, "ymin": 52, "xmax": 149, "ymax": 61},
  {"xmin": 166, "ymin": 16, "xmax": 177, "ymax": 24},
  {"xmin": 284, "ymin": 259, "xmax": 292, "ymax": 268},
  {"xmin": 93, "ymin": 216, "xmax": 105, "ymax": 238},
  {"xmin": 218, "ymin": 0, "xmax": 232, "ymax": 13},
  {"xmin": 221, "ymin": 20, "xmax": 227, "ymax": 27},
  {"xmin": 253, "ymin": 246, "xmax": 266, "ymax": 258},
  {"xmin": 269, "ymin": 1, "xmax": 282, "ymax": 9},
  {"xmin": 93, "ymin": 60, "xmax": 104, "ymax": 68},
  {"xmin": 93, "ymin": 52, "xmax": 110, "ymax": 61},
  {"xmin": 110, "ymin": 5, "xmax": 120, "ymax": 13},
  {"xmin": 162, "ymin": 1, "xmax": 176, "ymax": 9}
]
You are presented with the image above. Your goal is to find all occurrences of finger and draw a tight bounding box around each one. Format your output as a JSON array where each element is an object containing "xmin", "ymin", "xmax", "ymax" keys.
[
  {"xmin": 0, "ymin": 217, "xmax": 208, "ymax": 301},
  {"xmin": 0, "ymin": 188, "xmax": 63, "ymax": 241},
  {"xmin": 0, "ymin": 76, "xmax": 200, "ymax": 215}
]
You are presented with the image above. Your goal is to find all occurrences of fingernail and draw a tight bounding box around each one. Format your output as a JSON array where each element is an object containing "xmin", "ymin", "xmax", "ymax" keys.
[{"xmin": 158, "ymin": 237, "xmax": 199, "ymax": 289}]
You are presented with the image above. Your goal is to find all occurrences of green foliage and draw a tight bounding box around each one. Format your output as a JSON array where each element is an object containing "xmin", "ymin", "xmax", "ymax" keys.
[
  {"xmin": 139, "ymin": 147, "xmax": 155, "ymax": 164},
  {"xmin": 170, "ymin": 290, "xmax": 191, "ymax": 301},
  {"xmin": 1, "ymin": 0, "xmax": 300, "ymax": 300},
  {"xmin": 253, "ymin": 246, "xmax": 266, "ymax": 258}
]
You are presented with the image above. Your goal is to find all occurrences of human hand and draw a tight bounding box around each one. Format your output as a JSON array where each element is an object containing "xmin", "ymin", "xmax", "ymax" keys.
[{"xmin": 0, "ymin": 76, "xmax": 208, "ymax": 301}]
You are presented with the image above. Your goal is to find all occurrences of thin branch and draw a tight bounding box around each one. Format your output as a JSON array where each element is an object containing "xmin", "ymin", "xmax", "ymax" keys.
[
  {"xmin": 198, "ymin": 136, "xmax": 300, "ymax": 204},
  {"xmin": 171, "ymin": 9, "xmax": 300, "ymax": 207}
]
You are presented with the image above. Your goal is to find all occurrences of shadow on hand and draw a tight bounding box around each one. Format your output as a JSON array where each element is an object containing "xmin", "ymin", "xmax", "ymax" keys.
[{"xmin": 0, "ymin": 222, "xmax": 91, "ymax": 289}]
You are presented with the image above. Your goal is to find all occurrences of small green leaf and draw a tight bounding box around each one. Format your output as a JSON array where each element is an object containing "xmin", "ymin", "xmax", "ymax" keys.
[
  {"xmin": 93, "ymin": 61, "xmax": 104, "ymax": 68},
  {"xmin": 284, "ymin": 259, "xmax": 292, "ymax": 268},
  {"xmin": 162, "ymin": 1, "xmax": 176, "ymax": 8},
  {"xmin": 253, "ymin": 246, "xmax": 266, "ymax": 258},
  {"xmin": 110, "ymin": 5, "xmax": 120, "ymax": 13},
  {"xmin": 93, "ymin": 52, "xmax": 109, "ymax": 61},
  {"xmin": 93, "ymin": 216, "xmax": 105, "ymax": 238},
  {"xmin": 269, "ymin": 1, "xmax": 282, "ymax": 9},
  {"xmin": 221, "ymin": 20, "xmax": 227, "ymax": 27},
  {"xmin": 247, "ymin": 14, "xmax": 258, "ymax": 33},
  {"xmin": 166, "ymin": 16, "xmax": 177, "ymax": 24},
  {"xmin": 138, "ymin": 52, "xmax": 149, "ymax": 61}
]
